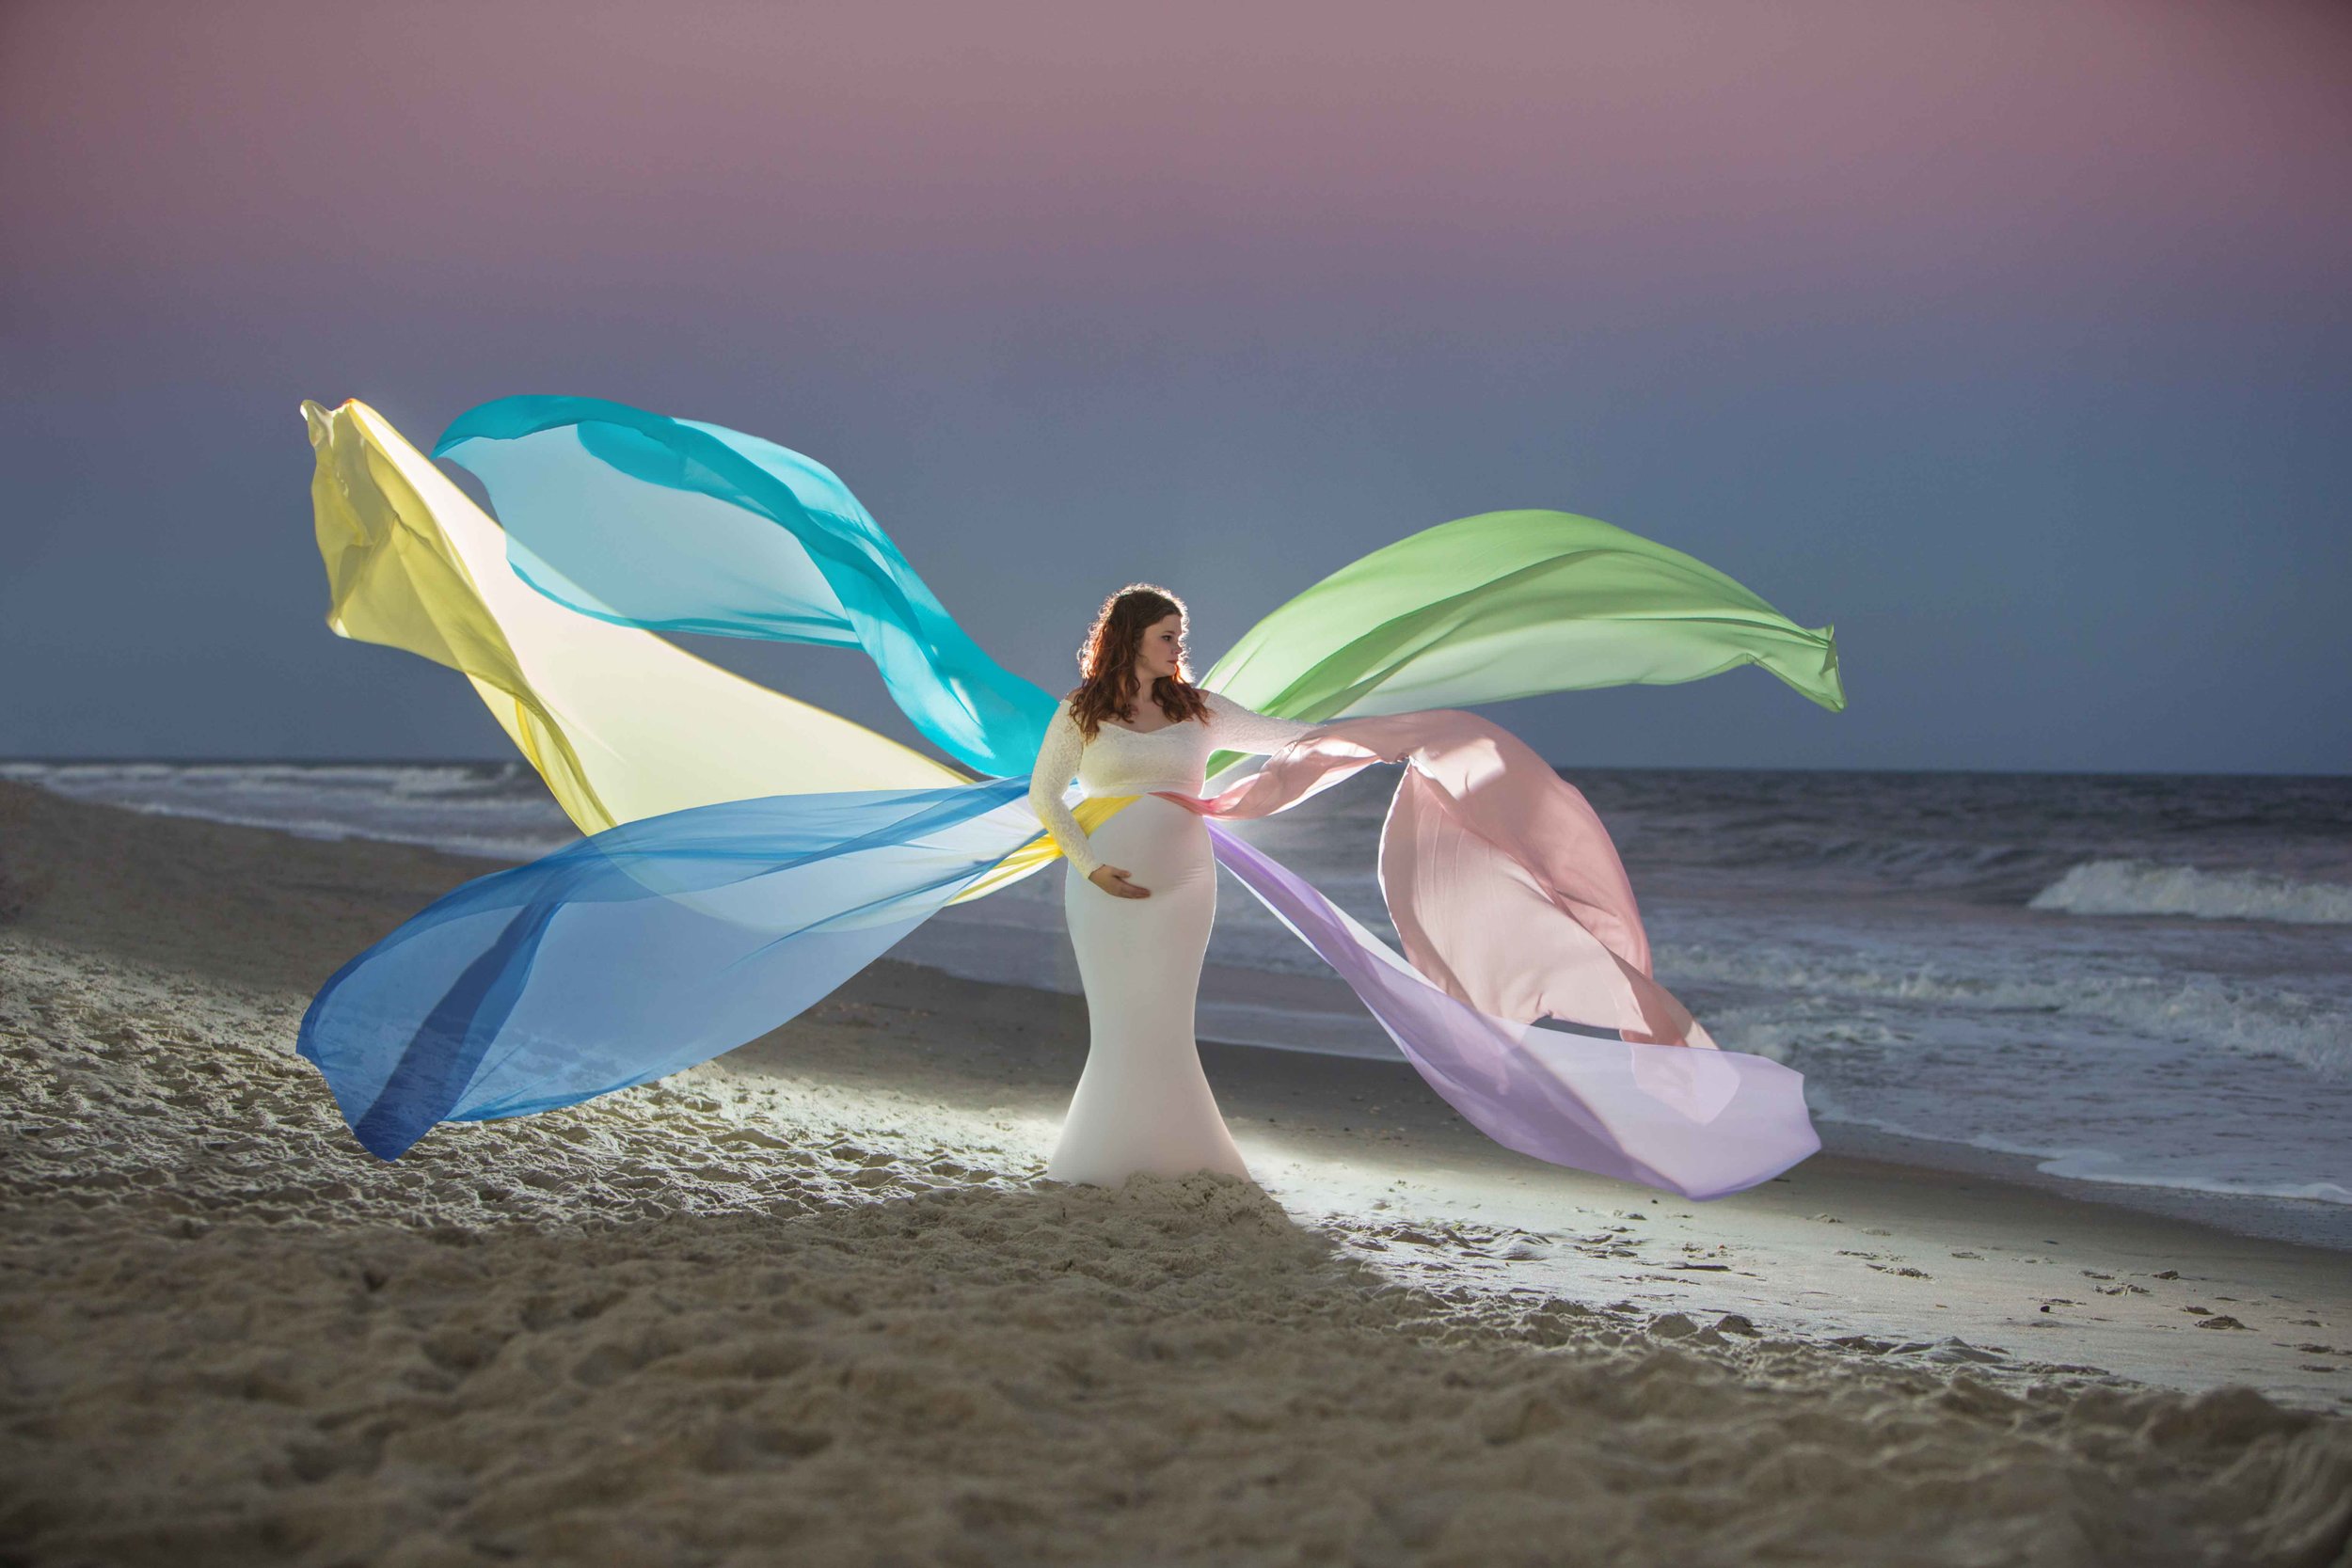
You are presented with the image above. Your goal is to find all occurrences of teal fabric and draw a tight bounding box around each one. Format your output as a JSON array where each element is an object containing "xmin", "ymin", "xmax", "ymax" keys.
[{"xmin": 437, "ymin": 395, "xmax": 1058, "ymax": 778}]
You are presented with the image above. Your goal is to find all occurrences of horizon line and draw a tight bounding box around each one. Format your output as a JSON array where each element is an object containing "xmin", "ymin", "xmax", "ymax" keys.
[{"xmin": 4, "ymin": 755, "xmax": 2346, "ymax": 784}]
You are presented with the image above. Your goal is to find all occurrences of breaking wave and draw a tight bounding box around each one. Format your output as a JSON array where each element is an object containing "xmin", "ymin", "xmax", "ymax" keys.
[{"xmin": 2029, "ymin": 860, "xmax": 2352, "ymax": 926}]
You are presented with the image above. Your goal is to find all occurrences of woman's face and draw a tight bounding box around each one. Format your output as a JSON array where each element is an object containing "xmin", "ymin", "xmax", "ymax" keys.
[{"xmin": 1136, "ymin": 612, "xmax": 1185, "ymax": 680}]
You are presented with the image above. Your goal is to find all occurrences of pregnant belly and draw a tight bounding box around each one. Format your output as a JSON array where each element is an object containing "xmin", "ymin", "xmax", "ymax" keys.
[{"xmin": 1078, "ymin": 794, "xmax": 1212, "ymax": 894}]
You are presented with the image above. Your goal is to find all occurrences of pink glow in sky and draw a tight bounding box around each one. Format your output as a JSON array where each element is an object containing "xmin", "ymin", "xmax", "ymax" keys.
[{"xmin": 6, "ymin": 0, "xmax": 2347, "ymax": 322}]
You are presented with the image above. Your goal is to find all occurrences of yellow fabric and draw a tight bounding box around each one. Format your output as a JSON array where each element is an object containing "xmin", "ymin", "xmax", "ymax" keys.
[
  {"xmin": 303, "ymin": 399, "xmax": 977, "ymax": 835},
  {"xmin": 957, "ymin": 794, "xmax": 1137, "ymax": 898}
]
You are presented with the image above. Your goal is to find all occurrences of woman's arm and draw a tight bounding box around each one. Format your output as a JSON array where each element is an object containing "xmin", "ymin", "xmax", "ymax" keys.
[
  {"xmin": 1026, "ymin": 701, "xmax": 1104, "ymax": 879},
  {"xmin": 1201, "ymin": 689, "xmax": 1320, "ymax": 754}
]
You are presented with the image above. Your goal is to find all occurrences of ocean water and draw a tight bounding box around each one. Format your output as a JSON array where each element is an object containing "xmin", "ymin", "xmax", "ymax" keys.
[{"xmin": 8, "ymin": 759, "xmax": 2347, "ymax": 1228}]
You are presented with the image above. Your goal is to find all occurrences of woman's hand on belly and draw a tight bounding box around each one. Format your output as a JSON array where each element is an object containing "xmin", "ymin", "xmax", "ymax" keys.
[{"xmin": 1088, "ymin": 864, "xmax": 1152, "ymax": 899}]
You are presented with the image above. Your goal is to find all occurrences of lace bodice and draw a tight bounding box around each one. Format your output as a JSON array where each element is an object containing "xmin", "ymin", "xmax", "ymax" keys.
[{"xmin": 1026, "ymin": 689, "xmax": 1317, "ymax": 878}]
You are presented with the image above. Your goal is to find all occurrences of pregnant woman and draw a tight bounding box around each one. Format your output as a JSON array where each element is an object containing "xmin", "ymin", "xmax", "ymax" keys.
[
  {"xmin": 1027, "ymin": 586, "xmax": 1317, "ymax": 1185},
  {"xmin": 292, "ymin": 395, "xmax": 1840, "ymax": 1200}
]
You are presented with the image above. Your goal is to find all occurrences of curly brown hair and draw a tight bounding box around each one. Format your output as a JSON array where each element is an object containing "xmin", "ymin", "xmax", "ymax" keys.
[{"xmin": 1064, "ymin": 583, "xmax": 1210, "ymax": 741}]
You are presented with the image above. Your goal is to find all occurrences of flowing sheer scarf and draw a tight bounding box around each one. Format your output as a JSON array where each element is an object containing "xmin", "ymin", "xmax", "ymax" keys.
[{"xmin": 296, "ymin": 396, "xmax": 1841, "ymax": 1196}]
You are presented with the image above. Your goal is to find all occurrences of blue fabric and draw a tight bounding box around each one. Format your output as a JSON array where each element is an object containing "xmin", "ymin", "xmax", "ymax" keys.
[
  {"xmin": 435, "ymin": 395, "xmax": 1058, "ymax": 778},
  {"xmin": 297, "ymin": 778, "xmax": 1039, "ymax": 1159}
]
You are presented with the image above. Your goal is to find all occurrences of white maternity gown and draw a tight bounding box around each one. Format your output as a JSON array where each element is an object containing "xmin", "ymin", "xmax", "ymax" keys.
[{"xmin": 1025, "ymin": 689, "xmax": 1318, "ymax": 1185}]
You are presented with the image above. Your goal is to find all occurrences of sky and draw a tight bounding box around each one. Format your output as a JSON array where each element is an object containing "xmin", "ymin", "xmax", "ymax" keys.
[{"xmin": 5, "ymin": 0, "xmax": 2348, "ymax": 774}]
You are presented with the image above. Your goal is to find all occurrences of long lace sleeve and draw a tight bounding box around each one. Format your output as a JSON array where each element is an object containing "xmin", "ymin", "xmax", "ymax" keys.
[
  {"xmin": 1201, "ymin": 689, "xmax": 1320, "ymax": 754},
  {"xmin": 1026, "ymin": 700, "xmax": 1102, "ymax": 879}
]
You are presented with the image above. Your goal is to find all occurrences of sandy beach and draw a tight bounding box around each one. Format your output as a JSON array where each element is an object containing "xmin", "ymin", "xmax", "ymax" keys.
[{"xmin": 3, "ymin": 777, "xmax": 2348, "ymax": 1567}]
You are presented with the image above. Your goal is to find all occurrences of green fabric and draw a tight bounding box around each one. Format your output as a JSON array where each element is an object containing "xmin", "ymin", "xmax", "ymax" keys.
[{"xmin": 1200, "ymin": 509, "xmax": 1841, "ymax": 774}]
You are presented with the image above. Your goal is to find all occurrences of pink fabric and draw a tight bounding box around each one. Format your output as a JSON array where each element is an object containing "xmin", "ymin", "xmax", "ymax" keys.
[{"xmin": 1162, "ymin": 709, "xmax": 1711, "ymax": 1047}]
